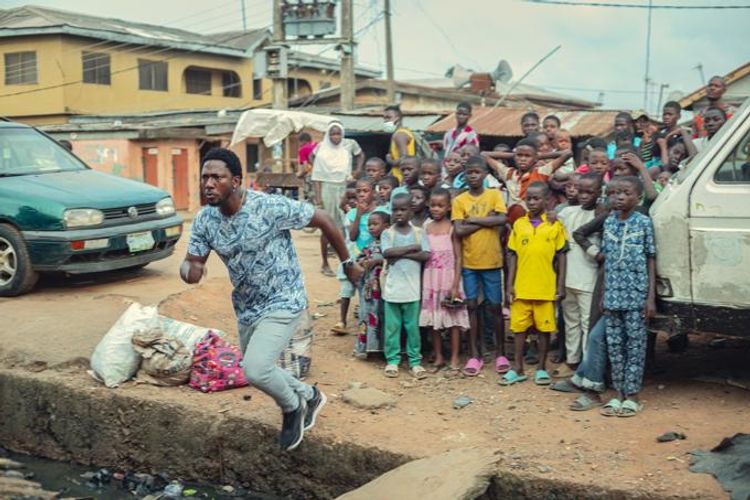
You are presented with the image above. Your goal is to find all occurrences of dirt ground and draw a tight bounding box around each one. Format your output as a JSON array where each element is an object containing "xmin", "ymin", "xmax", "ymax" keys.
[{"xmin": 2, "ymin": 225, "xmax": 749, "ymax": 499}]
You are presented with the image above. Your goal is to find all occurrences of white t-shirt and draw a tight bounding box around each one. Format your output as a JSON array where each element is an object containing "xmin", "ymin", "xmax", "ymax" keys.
[
  {"xmin": 311, "ymin": 138, "xmax": 362, "ymax": 183},
  {"xmin": 380, "ymin": 225, "xmax": 431, "ymax": 303},
  {"xmin": 558, "ymin": 205, "xmax": 599, "ymax": 293}
]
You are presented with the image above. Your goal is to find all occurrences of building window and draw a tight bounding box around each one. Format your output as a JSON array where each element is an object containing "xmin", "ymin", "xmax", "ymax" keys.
[
  {"xmin": 184, "ymin": 67, "xmax": 211, "ymax": 95},
  {"xmin": 4, "ymin": 51, "xmax": 37, "ymax": 85},
  {"xmin": 82, "ymin": 51, "xmax": 111, "ymax": 85},
  {"xmin": 253, "ymin": 78, "xmax": 263, "ymax": 100},
  {"xmin": 138, "ymin": 59, "xmax": 168, "ymax": 91},
  {"xmin": 222, "ymin": 71, "xmax": 241, "ymax": 98}
]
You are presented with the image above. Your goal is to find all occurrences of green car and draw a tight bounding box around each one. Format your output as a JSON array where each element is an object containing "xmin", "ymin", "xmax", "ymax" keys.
[{"xmin": 0, "ymin": 120, "xmax": 183, "ymax": 296}]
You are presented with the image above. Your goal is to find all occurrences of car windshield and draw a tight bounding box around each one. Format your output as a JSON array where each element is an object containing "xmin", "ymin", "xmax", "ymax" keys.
[{"xmin": 0, "ymin": 128, "xmax": 87, "ymax": 176}]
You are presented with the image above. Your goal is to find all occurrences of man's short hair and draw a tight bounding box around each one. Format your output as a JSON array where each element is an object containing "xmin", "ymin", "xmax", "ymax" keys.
[
  {"xmin": 391, "ymin": 192, "xmax": 411, "ymax": 206},
  {"xmin": 457, "ymin": 101, "xmax": 472, "ymax": 112},
  {"xmin": 521, "ymin": 111, "xmax": 540, "ymax": 123},
  {"xmin": 527, "ymin": 181, "xmax": 549, "ymax": 195},
  {"xmin": 370, "ymin": 210, "xmax": 390, "ymax": 224},
  {"xmin": 580, "ymin": 172, "xmax": 603, "ymax": 187},
  {"xmin": 378, "ymin": 175, "xmax": 400, "ymax": 189},
  {"xmin": 704, "ymin": 106, "xmax": 728, "ymax": 120},
  {"xmin": 385, "ymin": 104, "xmax": 402, "ymax": 117},
  {"xmin": 299, "ymin": 132, "xmax": 312, "ymax": 142},
  {"xmin": 203, "ymin": 148, "xmax": 242, "ymax": 179}
]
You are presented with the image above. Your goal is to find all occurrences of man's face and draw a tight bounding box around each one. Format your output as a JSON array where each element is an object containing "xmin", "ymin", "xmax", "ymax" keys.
[
  {"xmin": 465, "ymin": 166, "xmax": 486, "ymax": 189},
  {"xmin": 514, "ymin": 145, "xmax": 537, "ymax": 172},
  {"xmin": 419, "ymin": 165, "xmax": 440, "ymax": 189},
  {"xmin": 522, "ymin": 117, "xmax": 540, "ymax": 136},
  {"xmin": 706, "ymin": 78, "xmax": 726, "ymax": 101},
  {"xmin": 456, "ymin": 106, "xmax": 471, "ymax": 127},
  {"xmin": 577, "ymin": 178, "xmax": 600, "ymax": 209},
  {"xmin": 384, "ymin": 109, "xmax": 400, "ymax": 123},
  {"xmin": 668, "ymin": 143, "xmax": 687, "ymax": 169},
  {"xmin": 565, "ymin": 176, "xmax": 579, "ymax": 203},
  {"xmin": 704, "ymin": 109, "xmax": 726, "ymax": 136},
  {"xmin": 377, "ymin": 182, "xmax": 393, "ymax": 203},
  {"xmin": 662, "ymin": 107, "xmax": 680, "ymax": 129},
  {"xmin": 614, "ymin": 117, "xmax": 631, "ymax": 134},
  {"xmin": 444, "ymin": 152, "xmax": 463, "ymax": 177},
  {"xmin": 201, "ymin": 161, "xmax": 239, "ymax": 206},
  {"xmin": 391, "ymin": 197, "xmax": 411, "ymax": 224}
]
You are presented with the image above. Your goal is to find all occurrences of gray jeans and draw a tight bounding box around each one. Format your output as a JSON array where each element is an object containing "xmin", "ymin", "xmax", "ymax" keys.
[{"xmin": 239, "ymin": 311, "xmax": 313, "ymax": 413}]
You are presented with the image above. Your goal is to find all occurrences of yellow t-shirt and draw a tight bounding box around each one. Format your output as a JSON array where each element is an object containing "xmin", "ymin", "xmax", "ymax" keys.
[
  {"xmin": 389, "ymin": 128, "xmax": 416, "ymax": 182},
  {"xmin": 508, "ymin": 213, "xmax": 568, "ymax": 301},
  {"xmin": 451, "ymin": 189, "xmax": 507, "ymax": 270}
]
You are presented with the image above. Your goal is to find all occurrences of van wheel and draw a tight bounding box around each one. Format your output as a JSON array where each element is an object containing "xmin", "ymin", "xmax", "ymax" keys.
[
  {"xmin": 666, "ymin": 333, "xmax": 689, "ymax": 353},
  {"xmin": 0, "ymin": 224, "xmax": 39, "ymax": 296}
]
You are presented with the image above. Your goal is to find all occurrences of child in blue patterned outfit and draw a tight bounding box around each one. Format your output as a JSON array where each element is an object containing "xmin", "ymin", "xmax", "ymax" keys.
[{"xmin": 599, "ymin": 176, "xmax": 656, "ymax": 418}]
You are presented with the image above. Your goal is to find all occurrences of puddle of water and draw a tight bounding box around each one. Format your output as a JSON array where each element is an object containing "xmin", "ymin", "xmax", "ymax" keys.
[{"xmin": 5, "ymin": 450, "xmax": 275, "ymax": 499}]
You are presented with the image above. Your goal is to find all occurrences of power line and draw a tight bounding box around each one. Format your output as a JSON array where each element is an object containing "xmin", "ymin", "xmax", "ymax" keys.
[{"xmin": 523, "ymin": 0, "xmax": 750, "ymax": 8}]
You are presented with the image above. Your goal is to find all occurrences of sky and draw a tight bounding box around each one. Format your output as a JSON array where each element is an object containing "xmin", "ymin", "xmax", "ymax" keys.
[{"xmin": 4, "ymin": 0, "xmax": 749, "ymax": 112}]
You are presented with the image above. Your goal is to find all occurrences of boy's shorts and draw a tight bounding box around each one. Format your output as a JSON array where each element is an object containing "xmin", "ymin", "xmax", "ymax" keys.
[
  {"xmin": 337, "ymin": 262, "xmax": 356, "ymax": 299},
  {"xmin": 462, "ymin": 268, "xmax": 503, "ymax": 305},
  {"xmin": 510, "ymin": 299, "xmax": 556, "ymax": 333}
]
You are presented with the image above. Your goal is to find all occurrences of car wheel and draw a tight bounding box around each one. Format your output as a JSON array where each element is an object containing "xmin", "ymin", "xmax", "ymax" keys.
[{"xmin": 0, "ymin": 224, "xmax": 39, "ymax": 297}]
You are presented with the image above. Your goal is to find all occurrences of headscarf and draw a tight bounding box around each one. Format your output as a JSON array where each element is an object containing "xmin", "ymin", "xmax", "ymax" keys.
[{"xmin": 311, "ymin": 121, "xmax": 351, "ymax": 182}]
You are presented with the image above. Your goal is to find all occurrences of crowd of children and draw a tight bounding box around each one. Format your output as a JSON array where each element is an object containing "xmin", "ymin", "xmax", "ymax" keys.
[{"xmin": 314, "ymin": 100, "xmax": 730, "ymax": 418}]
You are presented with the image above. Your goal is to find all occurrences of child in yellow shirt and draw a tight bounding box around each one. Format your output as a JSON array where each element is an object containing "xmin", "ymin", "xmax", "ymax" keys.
[{"xmin": 502, "ymin": 181, "xmax": 567, "ymax": 386}]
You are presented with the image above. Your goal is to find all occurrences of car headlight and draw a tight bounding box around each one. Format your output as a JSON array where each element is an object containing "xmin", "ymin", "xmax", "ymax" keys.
[
  {"xmin": 156, "ymin": 197, "xmax": 176, "ymax": 217},
  {"xmin": 64, "ymin": 208, "xmax": 104, "ymax": 228}
]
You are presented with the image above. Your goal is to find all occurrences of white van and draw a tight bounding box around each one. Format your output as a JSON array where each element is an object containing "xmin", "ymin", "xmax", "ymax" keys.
[{"xmin": 650, "ymin": 97, "xmax": 750, "ymax": 343}]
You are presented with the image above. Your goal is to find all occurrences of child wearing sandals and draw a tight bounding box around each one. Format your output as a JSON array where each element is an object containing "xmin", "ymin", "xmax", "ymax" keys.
[
  {"xmin": 452, "ymin": 156, "xmax": 509, "ymax": 377},
  {"xmin": 381, "ymin": 193, "xmax": 431, "ymax": 379},
  {"xmin": 419, "ymin": 188, "xmax": 470, "ymax": 377},
  {"xmin": 354, "ymin": 210, "xmax": 389, "ymax": 357},
  {"xmin": 599, "ymin": 176, "xmax": 656, "ymax": 418},
  {"xmin": 502, "ymin": 182, "xmax": 567, "ymax": 387}
]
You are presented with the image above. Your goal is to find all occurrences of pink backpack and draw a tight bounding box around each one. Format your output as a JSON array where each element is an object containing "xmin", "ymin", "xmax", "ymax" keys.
[{"xmin": 189, "ymin": 331, "xmax": 249, "ymax": 393}]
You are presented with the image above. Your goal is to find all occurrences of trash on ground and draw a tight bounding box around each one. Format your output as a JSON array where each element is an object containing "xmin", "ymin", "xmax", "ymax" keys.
[
  {"xmin": 657, "ymin": 431, "xmax": 687, "ymax": 443},
  {"xmin": 453, "ymin": 395, "xmax": 473, "ymax": 409},
  {"xmin": 690, "ymin": 433, "xmax": 750, "ymax": 500}
]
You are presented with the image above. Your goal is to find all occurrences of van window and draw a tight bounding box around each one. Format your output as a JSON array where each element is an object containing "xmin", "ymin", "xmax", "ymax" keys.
[{"xmin": 714, "ymin": 126, "xmax": 750, "ymax": 184}]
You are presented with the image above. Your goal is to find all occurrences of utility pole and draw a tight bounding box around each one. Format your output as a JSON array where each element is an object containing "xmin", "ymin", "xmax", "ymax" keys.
[
  {"xmin": 241, "ymin": 0, "xmax": 247, "ymax": 31},
  {"xmin": 694, "ymin": 63, "xmax": 706, "ymax": 86},
  {"xmin": 384, "ymin": 0, "xmax": 395, "ymax": 103},
  {"xmin": 643, "ymin": 0, "xmax": 653, "ymax": 110},
  {"xmin": 656, "ymin": 83, "xmax": 669, "ymax": 113},
  {"xmin": 271, "ymin": 0, "xmax": 287, "ymax": 110},
  {"xmin": 340, "ymin": 0, "xmax": 355, "ymax": 111}
]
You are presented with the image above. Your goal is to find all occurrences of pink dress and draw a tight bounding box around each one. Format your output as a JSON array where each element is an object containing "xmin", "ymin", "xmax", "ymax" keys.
[{"xmin": 419, "ymin": 222, "xmax": 470, "ymax": 330}]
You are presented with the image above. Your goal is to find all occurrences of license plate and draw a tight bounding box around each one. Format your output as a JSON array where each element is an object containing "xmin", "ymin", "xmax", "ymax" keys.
[{"xmin": 126, "ymin": 231, "xmax": 155, "ymax": 253}]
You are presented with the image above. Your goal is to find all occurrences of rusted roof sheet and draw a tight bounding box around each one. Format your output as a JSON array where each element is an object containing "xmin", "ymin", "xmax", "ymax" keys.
[{"xmin": 427, "ymin": 107, "xmax": 620, "ymax": 138}]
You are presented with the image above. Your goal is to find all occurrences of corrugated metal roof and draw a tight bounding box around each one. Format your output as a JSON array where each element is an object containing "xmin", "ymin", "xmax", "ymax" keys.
[
  {"xmin": 427, "ymin": 107, "xmax": 619, "ymax": 138},
  {"xmin": 335, "ymin": 114, "xmax": 442, "ymax": 133}
]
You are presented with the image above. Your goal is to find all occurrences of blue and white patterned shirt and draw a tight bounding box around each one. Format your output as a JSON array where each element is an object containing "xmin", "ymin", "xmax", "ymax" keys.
[
  {"xmin": 188, "ymin": 191, "xmax": 315, "ymax": 326},
  {"xmin": 602, "ymin": 211, "xmax": 656, "ymax": 311}
]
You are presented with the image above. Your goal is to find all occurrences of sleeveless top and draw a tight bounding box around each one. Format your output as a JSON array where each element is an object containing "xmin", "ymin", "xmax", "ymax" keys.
[{"xmin": 389, "ymin": 127, "xmax": 416, "ymax": 182}]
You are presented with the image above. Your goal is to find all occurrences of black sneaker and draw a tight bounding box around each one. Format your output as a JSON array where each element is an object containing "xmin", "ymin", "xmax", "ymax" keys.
[
  {"xmin": 304, "ymin": 385, "xmax": 327, "ymax": 431},
  {"xmin": 279, "ymin": 397, "xmax": 307, "ymax": 451}
]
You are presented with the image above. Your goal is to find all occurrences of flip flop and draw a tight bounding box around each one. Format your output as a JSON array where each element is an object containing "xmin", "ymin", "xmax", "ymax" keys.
[
  {"xmin": 330, "ymin": 322, "xmax": 350, "ymax": 335},
  {"xmin": 569, "ymin": 394, "xmax": 602, "ymax": 412},
  {"xmin": 384, "ymin": 364, "xmax": 399, "ymax": 378},
  {"xmin": 410, "ymin": 366, "xmax": 428, "ymax": 379},
  {"xmin": 618, "ymin": 399, "xmax": 643, "ymax": 417},
  {"xmin": 429, "ymin": 362, "xmax": 446, "ymax": 373},
  {"xmin": 552, "ymin": 364, "xmax": 576, "ymax": 379},
  {"xmin": 600, "ymin": 398, "xmax": 622, "ymax": 417},
  {"xmin": 499, "ymin": 369, "xmax": 528, "ymax": 386},
  {"xmin": 321, "ymin": 267, "xmax": 336, "ymax": 277},
  {"xmin": 444, "ymin": 366, "xmax": 461, "ymax": 379},
  {"xmin": 534, "ymin": 369, "xmax": 552, "ymax": 386},
  {"xmin": 462, "ymin": 358, "xmax": 484, "ymax": 377},
  {"xmin": 495, "ymin": 356, "xmax": 511, "ymax": 374},
  {"xmin": 550, "ymin": 379, "xmax": 583, "ymax": 393}
]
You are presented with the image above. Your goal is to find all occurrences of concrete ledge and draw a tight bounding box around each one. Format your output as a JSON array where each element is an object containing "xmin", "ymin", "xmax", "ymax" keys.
[{"xmin": 0, "ymin": 370, "xmax": 668, "ymax": 499}]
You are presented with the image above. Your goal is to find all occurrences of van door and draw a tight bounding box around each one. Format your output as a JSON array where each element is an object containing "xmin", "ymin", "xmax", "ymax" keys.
[{"xmin": 687, "ymin": 115, "xmax": 750, "ymax": 332}]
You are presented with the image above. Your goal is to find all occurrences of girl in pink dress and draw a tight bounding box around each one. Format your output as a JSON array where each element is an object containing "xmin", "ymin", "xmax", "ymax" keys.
[{"xmin": 419, "ymin": 188, "xmax": 470, "ymax": 377}]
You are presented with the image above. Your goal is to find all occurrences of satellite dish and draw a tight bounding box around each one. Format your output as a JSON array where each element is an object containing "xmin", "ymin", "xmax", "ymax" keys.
[
  {"xmin": 666, "ymin": 90, "xmax": 684, "ymax": 102},
  {"xmin": 447, "ymin": 64, "xmax": 472, "ymax": 88},
  {"xmin": 492, "ymin": 59, "xmax": 513, "ymax": 84}
]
